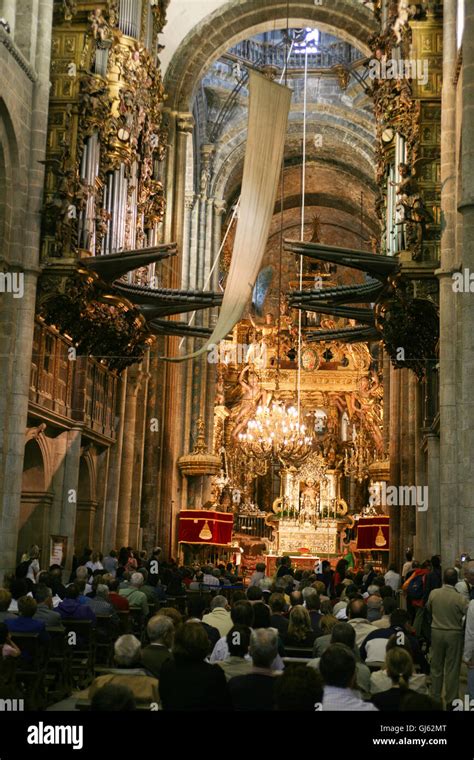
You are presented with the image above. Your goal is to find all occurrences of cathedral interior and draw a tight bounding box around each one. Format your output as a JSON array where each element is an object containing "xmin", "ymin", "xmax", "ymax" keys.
[{"xmin": 0, "ymin": 0, "xmax": 471, "ymax": 587}]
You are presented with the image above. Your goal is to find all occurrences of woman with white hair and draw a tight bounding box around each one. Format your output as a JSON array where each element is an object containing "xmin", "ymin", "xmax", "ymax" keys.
[{"xmin": 87, "ymin": 635, "xmax": 159, "ymax": 707}]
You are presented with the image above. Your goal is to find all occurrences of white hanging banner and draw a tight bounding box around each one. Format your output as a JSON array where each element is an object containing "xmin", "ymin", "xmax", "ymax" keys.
[{"xmin": 165, "ymin": 70, "xmax": 292, "ymax": 361}]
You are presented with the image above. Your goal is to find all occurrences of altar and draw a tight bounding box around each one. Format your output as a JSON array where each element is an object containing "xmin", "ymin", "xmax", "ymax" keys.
[
  {"xmin": 265, "ymin": 554, "xmax": 321, "ymax": 575},
  {"xmin": 277, "ymin": 518, "xmax": 339, "ymax": 555}
]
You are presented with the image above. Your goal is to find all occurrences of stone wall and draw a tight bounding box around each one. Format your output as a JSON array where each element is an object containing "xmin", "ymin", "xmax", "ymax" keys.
[{"xmin": 0, "ymin": 0, "xmax": 54, "ymax": 582}]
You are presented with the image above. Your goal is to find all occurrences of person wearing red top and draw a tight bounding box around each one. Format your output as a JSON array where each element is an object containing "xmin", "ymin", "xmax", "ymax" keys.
[{"xmin": 108, "ymin": 579, "xmax": 130, "ymax": 610}]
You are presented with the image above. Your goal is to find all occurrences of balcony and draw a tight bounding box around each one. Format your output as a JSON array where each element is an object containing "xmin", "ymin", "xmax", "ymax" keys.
[{"xmin": 29, "ymin": 320, "xmax": 118, "ymax": 442}]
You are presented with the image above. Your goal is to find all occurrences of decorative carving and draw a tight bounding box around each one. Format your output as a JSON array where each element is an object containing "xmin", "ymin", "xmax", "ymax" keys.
[
  {"xmin": 62, "ymin": 0, "xmax": 77, "ymax": 22},
  {"xmin": 41, "ymin": 3, "xmax": 170, "ymax": 368},
  {"xmin": 38, "ymin": 269, "xmax": 151, "ymax": 371},
  {"xmin": 390, "ymin": 160, "xmax": 435, "ymax": 259},
  {"xmin": 375, "ymin": 279, "xmax": 439, "ymax": 379}
]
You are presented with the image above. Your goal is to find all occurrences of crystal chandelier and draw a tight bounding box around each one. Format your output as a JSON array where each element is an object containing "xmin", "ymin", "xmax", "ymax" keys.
[{"xmin": 238, "ymin": 399, "xmax": 313, "ymax": 465}]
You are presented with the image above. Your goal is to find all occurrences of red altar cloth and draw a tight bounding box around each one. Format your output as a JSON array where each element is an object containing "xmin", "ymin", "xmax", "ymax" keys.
[
  {"xmin": 178, "ymin": 509, "xmax": 234, "ymax": 546},
  {"xmin": 356, "ymin": 515, "xmax": 390, "ymax": 551}
]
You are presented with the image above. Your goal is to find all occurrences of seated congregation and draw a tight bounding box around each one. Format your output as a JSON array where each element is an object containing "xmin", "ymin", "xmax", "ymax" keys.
[{"xmin": 0, "ymin": 547, "xmax": 471, "ymax": 711}]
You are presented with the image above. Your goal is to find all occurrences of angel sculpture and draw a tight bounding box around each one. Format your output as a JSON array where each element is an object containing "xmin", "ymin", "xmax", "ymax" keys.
[
  {"xmin": 231, "ymin": 366, "xmax": 270, "ymax": 440},
  {"xmin": 390, "ymin": 160, "xmax": 434, "ymax": 259}
]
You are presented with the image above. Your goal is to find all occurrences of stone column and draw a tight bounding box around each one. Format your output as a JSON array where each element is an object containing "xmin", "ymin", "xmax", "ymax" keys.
[
  {"xmin": 0, "ymin": 273, "xmax": 44, "ymax": 583},
  {"xmin": 459, "ymin": 0, "xmax": 474, "ymax": 555},
  {"xmin": 129, "ymin": 356, "xmax": 150, "ymax": 548},
  {"xmin": 407, "ymin": 372, "xmax": 417, "ymax": 536},
  {"xmin": 116, "ymin": 366, "xmax": 143, "ymax": 548},
  {"xmin": 414, "ymin": 379, "xmax": 427, "ymax": 559},
  {"xmin": 389, "ymin": 365, "xmax": 401, "ymax": 565},
  {"xmin": 158, "ymin": 112, "xmax": 194, "ymax": 557},
  {"xmin": 437, "ymin": 0, "xmax": 460, "ymax": 563},
  {"xmin": 102, "ymin": 372, "xmax": 127, "ymax": 552},
  {"xmin": 382, "ymin": 349, "xmax": 390, "ymax": 455},
  {"xmin": 140, "ymin": 347, "xmax": 162, "ymax": 553},
  {"xmin": 398, "ymin": 369, "xmax": 411, "ymax": 560},
  {"xmin": 162, "ymin": 108, "xmax": 177, "ymax": 245},
  {"xmin": 424, "ymin": 432, "xmax": 441, "ymax": 556},
  {"xmin": 0, "ymin": 0, "xmax": 53, "ymax": 583},
  {"xmin": 58, "ymin": 425, "xmax": 82, "ymax": 577},
  {"xmin": 181, "ymin": 195, "xmax": 195, "ymax": 289}
]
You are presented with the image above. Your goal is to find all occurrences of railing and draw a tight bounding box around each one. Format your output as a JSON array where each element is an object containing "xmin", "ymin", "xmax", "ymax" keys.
[
  {"xmin": 30, "ymin": 321, "xmax": 117, "ymax": 440},
  {"xmin": 74, "ymin": 358, "xmax": 117, "ymax": 440},
  {"xmin": 30, "ymin": 322, "xmax": 74, "ymax": 417},
  {"xmin": 234, "ymin": 515, "xmax": 274, "ymax": 540},
  {"xmin": 227, "ymin": 39, "xmax": 362, "ymax": 71}
]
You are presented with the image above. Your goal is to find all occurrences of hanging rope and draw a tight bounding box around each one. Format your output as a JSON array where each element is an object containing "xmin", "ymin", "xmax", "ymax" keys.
[
  {"xmin": 297, "ymin": 41, "xmax": 309, "ymax": 424},
  {"xmin": 275, "ymin": 6, "xmax": 292, "ymax": 392}
]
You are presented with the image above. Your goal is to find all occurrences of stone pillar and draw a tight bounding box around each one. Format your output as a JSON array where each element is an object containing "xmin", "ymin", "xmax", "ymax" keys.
[
  {"xmin": 398, "ymin": 369, "xmax": 411, "ymax": 559},
  {"xmin": 181, "ymin": 195, "xmax": 195, "ymax": 289},
  {"xmin": 116, "ymin": 366, "xmax": 142, "ymax": 548},
  {"xmin": 382, "ymin": 349, "xmax": 390, "ymax": 455},
  {"xmin": 141, "ymin": 348, "xmax": 160, "ymax": 552},
  {"xmin": 389, "ymin": 365, "xmax": 401, "ymax": 565},
  {"xmin": 437, "ymin": 0, "xmax": 460, "ymax": 563},
  {"xmin": 0, "ymin": 0, "xmax": 53, "ymax": 583},
  {"xmin": 129, "ymin": 356, "xmax": 150, "ymax": 548},
  {"xmin": 459, "ymin": 0, "xmax": 474, "ymax": 555},
  {"xmin": 158, "ymin": 112, "xmax": 194, "ymax": 558},
  {"xmin": 102, "ymin": 373, "xmax": 127, "ymax": 552},
  {"xmin": 93, "ymin": 447, "xmax": 111, "ymax": 551},
  {"xmin": 407, "ymin": 372, "xmax": 417, "ymax": 540},
  {"xmin": 424, "ymin": 432, "xmax": 441, "ymax": 557},
  {"xmin": 414, "ymin": 380, "xmax": 428, "ymax": 559},
  {"xmin": 58, "ymin": 426, "xmax": 82, "ymax": 577},
  {"xmin": 0, "ymin": 270, "xmax": 40, "ymax": 583}
]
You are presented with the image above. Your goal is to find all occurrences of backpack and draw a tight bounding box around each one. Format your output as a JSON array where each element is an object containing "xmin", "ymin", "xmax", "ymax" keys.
[
  {"xmin": 462, "ymin": 581, "xmax": 474, "ymax": 601},
  {"xmin": 15, "ymin": 559, "xmax": 31, "ymax": 579},
  {"xmin": 407, "ymin": 573, "xmax": 425, "ymax": 600}
]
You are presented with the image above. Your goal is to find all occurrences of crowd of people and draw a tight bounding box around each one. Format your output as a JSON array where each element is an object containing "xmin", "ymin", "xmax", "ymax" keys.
[{"xmin": 1, "ymin": 544, "xmax": 473, "ymax": 711}]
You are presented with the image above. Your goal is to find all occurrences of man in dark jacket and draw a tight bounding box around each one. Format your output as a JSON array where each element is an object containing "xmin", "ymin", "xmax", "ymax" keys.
[
  {"xmin": 228, "ymin": 628, "xmax": 281, "ymax": 710},
  {"xmin": 141, "ymin": 614, "xmax": 173, "ymax": 678},
  {"xmin": 57, "ymin": 585, "xmax": 96, "ymax": 622},
  {"xmin": 423, "ymin": 556, "xmax": 442, "ymax": 603},
  {"xmin": 33, "ymin": 585, "xmax": 63, "ymax": 628}
]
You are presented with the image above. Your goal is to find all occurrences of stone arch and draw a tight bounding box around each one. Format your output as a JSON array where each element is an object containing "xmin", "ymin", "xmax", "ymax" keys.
[
  {"xmin": 210, "ymin": 104, "xmax": 376, "ymax": 203},
  {"xmin": 164, "ymin": 0, "xmax": 377, "ymax": 111},
  {"xmin": 19, "ymin": 436, "xmax": 53, "ymax": 563},
  {"xmin": 0, "ymin": 97, "xmax": 21, "ymax": 259}
]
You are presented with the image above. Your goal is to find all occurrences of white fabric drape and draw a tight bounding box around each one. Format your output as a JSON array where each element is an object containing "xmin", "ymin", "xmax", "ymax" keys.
[{"xmin": 166, "ymin": 71, "xmax": 292, "ymax": 361}]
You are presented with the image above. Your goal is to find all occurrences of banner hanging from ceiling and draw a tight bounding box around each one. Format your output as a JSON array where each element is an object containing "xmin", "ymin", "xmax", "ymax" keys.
[{"xmin": 165, "ymin": 70, "xmax": 292, "ymax": 361}]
